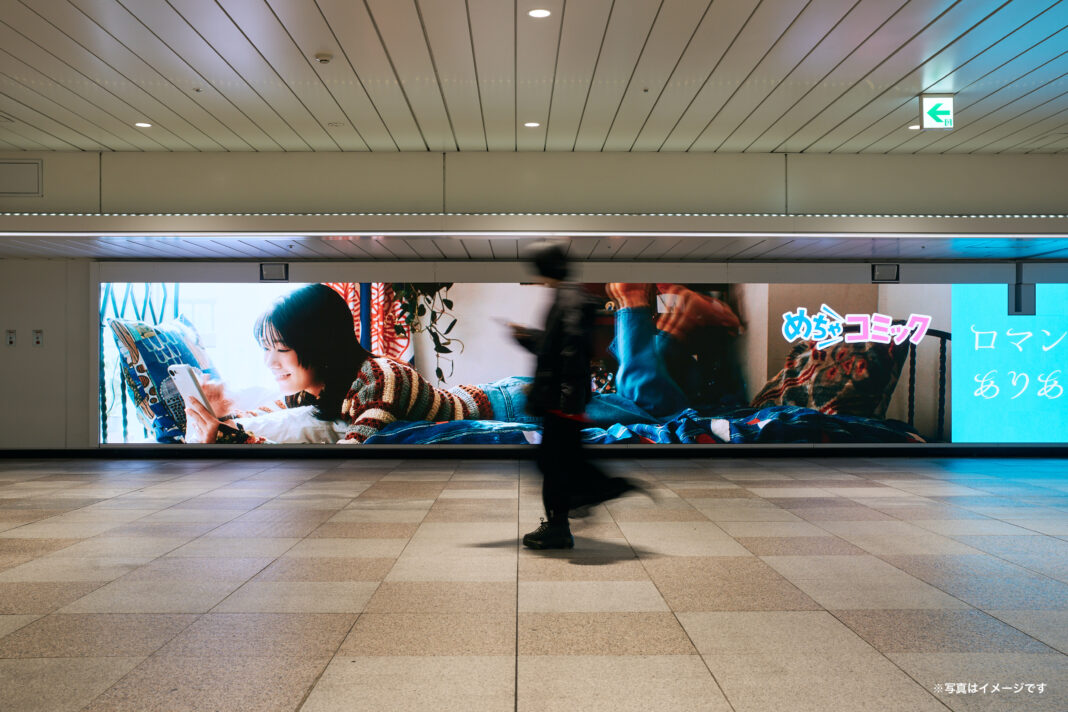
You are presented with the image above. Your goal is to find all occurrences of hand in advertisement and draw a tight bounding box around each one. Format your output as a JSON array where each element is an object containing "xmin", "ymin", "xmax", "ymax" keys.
[
  {"xmin": 199, "ymin": 378, "xmax": 234, "ymax": 416},
  {"xmin": 184, "ymin": 396, "xmax": 222, "ymax": 444}
]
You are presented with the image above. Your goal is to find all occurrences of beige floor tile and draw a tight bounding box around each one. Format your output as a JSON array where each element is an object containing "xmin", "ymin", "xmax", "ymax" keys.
[
  {"xmin": 0, "ymin": 556, "xmax": 150, "ymax": 583},
  {"xmin": 643, "ymin": 556, "xmax": 821, "ymax": 612},
  {"xmin": 762, "ymin": 570, "xmax": 971, "ymax": 611},
  {"xmin": 166, "ymin": 536, "xmax": 299, "ymax": 558},
  {"xmin": 520, "ymin": 612, "xmax": 695, "ymax": 655},
  {"xmin": 385, "ymin": 554, "xmax": 516, "ymax": 582},
  {"xmin": 327, "ymin": 508, "xmax": 427, "ymax": 523},
  {"xmin": 677, "ymin": 611, "xmax": 878, "ymax": 656},
  {"xmin": 745, "ymin": 487, "xmax": 835, "ymax": 498},
  {"xmin": 0, "ymin": 614, "xmax": 39, "ymax": 638},
  {"xmin": 139, "ymin": 509, "xmax": 245, "ymax": 524},
  {"xmin": 0, "ymin": 521, "xmax": 126, "ymax": 539},
  {"xmin": 616, "ymin": 521, "xmax": 751, "ymax": 557},
  {"xmin": 886, "ymin": 652, "xmax": 1068, "ymax": 712},
  {"xmin": 309, "ymin": 522, "xmax": 419, "ymax": 538},
  {"xmin": 833, "ymin": 609, "xmax": 1054, "ymax": 653},
  {"xmin": 689, "ymin": 499, "xmax": 804, "ymax": 522},
  {"xmin": 403, "ymin": 522, "xmax": 518, "ymax": 557},
  {"xmin": 0, "ymin": 582, "xmax": 106, "ymax": 614},
  {"xmin": 301, "ymin": 656, "xmax": 514, "ymax": 712},
  {"xmin": 986, "ymin": 610, "xmax": 1068, "ymax": 652},
  {"xmin": 0, "ymin": 613, "xmax": 195, "ymax": 657},
  {"xmin": 704, "ymin": 650, "xmax": 947, "ymax": 712},
  {"xmin": 159, "ymin": 613, "xmax": 354, "ymax": 657},
  {"xmin": 253, "ymin": 557, "xmax": 394, "ymax": 582},
  {"xmin": 911, "ymin": 519, "xmax": 1040, "ymax": 535},
  {"xmin": 518, "ymin": 655, "xmax": 730, "ymax": 712},
  {"xmin": 518, "ymin": 581, "xmax": 668, "ymax": 612},
  {"xmin": 284, "ymin": 538, "xmax": 408, "ymax": 558},
  {"xmin": 717, "ymin": 521, "xmax": 832, "ymax": 538},
  {"xmin": 366, "ymin": 581, "xmax": 516, "ymax": 613},
  {"xmin": 341, "ymin": 612, "xmax": 514, "ymax": 655},
  {"xmin": 81, "ymin": 654, "xmax": 330, "ymax": 712},
  {"xmin": 211, "ymin": 581, "xmax": 379, "ymax": 613},
  {"xmin": 736, "ymin": 536, "xmax": 867, "ymax": 556},
  {"xmin": 518, "ymin": 556, "xmax": 648, "ymax": 581},
  {"xmin": 0, "ymin": 657, "xmax": 145, "ymax": 712},
  {"xmin": 58, "ymin": 580, "xmax": 242, "ymax": 614},
  {"xmin": 1005, "ymin": 519, "xmax": 1068, "ymax": 535},
  {"xmin": 121, "ymin": 557, "xmax": 274, "ymax": 583},
  {"xmin": 817, "ymin": 520, "xmax": 985, "ymax": 555}
]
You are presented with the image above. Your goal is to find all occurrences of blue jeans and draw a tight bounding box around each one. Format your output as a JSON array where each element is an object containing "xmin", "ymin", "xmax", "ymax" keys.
[{"xmin": 479, "ymin": 307, "xmax": 695, "ymax": 427}]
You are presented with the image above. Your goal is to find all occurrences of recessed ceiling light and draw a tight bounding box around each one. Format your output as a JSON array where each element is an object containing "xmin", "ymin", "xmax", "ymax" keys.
[
  {"xmin": 134, "ymin": 122, "xmax": 152, "ymax": 128},
  {"xmin": 908, "ymin": 125, "xmax": 921, "ymax": 130},
  {"xmin": 524, "ymin": 122, "xmax": 540, "ymax": 128},
  {"xmin": 528, "ymin": 9, "xmax": 551, "ymax": 18}
]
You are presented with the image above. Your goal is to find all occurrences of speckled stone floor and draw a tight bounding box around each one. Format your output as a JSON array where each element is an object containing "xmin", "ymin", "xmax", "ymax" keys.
[{"xmin": 0, "ymin": 456, "xmax": 1065, "ymax": 711}]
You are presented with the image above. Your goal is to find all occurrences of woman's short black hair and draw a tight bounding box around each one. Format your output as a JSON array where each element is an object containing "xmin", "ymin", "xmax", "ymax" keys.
[{"xmin": 254, "ymin": 284, "xmax": 370, "ymax": 419}]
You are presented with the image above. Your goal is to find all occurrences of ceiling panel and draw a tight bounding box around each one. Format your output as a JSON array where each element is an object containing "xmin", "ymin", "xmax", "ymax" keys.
[{"xmin": 0, "ymin": 0, "xmax": 1062, "ymax": 154}]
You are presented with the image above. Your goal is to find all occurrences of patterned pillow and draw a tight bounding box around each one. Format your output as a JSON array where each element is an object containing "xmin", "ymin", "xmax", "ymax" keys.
[
  {"xmin": 107, "ymin": 315, "xmax": 216, "ymax": 442},
  {"xmin": 751, "ymin": 340, "xmax": 908, "ymax": 419}
]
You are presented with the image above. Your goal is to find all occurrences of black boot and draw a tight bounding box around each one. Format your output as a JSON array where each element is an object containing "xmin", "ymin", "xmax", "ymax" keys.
[{"xmin": 522, "ymin": 518, "xmax": 574, "ymax": 549}]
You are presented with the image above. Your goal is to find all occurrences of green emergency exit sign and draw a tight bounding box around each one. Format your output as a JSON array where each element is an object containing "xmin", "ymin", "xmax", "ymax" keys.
[{"xmin": 921, "ymin": 95, "xmax": 954, "ymax": 129}]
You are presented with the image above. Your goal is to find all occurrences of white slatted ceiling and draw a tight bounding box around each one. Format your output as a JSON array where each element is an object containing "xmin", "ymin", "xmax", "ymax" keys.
[{"xmin": 0, "ymin": 0, "xmax": 1063, "ymax": 154}]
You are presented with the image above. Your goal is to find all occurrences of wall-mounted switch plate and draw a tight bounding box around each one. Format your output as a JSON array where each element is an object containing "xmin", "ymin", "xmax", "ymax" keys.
[
  {"xmin": 5, "ymin": 330, "xmax": 13, "ymax": 346},
  {"xmin": 31, "ymin": 329, "xmax": 42, "ymax": 347}
]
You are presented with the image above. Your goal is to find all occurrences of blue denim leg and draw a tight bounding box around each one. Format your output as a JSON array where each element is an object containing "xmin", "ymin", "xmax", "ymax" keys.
[
  {"xmin": 609, "ymin": 307, "xmax": 691, "ymax": 418},
  {"xmin": 479, "ymin": 376, "xmax": 540, "ymax": 424}
]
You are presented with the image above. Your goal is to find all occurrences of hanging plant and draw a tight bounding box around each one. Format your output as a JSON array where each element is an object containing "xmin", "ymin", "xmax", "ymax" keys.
[{"xmin": 393, "ymin": 282, "xmax": 463, "ymax": 383}]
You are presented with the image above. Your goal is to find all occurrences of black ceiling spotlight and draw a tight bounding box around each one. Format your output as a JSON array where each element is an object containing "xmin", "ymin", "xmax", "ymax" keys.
[
  {"xmin": 259, "ymin": 263, "xmax": 289, "ymax": 282},
  {"xmin": 1008, "ymin": 262, "xmax": 1035, "ymax": 315},
  {"xmin": 871, "ymin": 264, "xmax": 900, "ymax": 283}
]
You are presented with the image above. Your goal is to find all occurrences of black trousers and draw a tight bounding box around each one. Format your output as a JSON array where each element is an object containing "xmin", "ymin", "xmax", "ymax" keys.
[{"xmin": 536, "ymin": 411, "xmax": 610, "ymax": 523}]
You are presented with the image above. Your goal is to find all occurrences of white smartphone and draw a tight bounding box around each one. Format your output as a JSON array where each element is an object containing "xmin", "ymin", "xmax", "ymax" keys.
[{"xmin": 168, "ymin": 364, "xmax": 215, "ymax": 418}]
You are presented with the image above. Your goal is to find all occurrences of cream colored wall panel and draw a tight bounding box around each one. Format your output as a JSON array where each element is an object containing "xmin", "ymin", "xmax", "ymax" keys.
[
  {"xmin": 515, "ymin": 0, "xmax": 564, "ymax": 151},
  {"xmin": 366, "ymin": 0, "xmax": 455, "ymax": 152},
  {"xmin": 418, "ymin": 0, "xmax": 487, "ymax": 151},
  {"xmin": 688, "ymin": 0, "xmax": 858, "ymax": 152},
  {"xmin": 445, "ymin": 153, "xmax": 785, "ymax": 213},
  {"xmin": 544, "ymin": 0, "xmax": 613, "ymax": 151},
  {"xmin": 601, "ymin": 0, "xmax": 712, "ymax": 152},
  {"xmin": 317, "ymin": 0, "xmax": 424, "ymax": 151},
  {"xmin": 660, "ymin": 0, "xmax": 810, "ymax": 151},
  {"xmin": 745, "ymin": 0, "xmax": 954, "ymax": 153},
  {"xmin": 0, "ymin": 260, "xmax": 71, "ymax": 448},
  {"xmin": 572, "ymin": 0, "xmax": 661, "ymax": 151},
  {"xmin": 265, "ymin": 0, "xmax": 392, "ymax": 151},
  {"xmin": 467, "ymin": 0, "xmax": 515, "ymax": 151},
  {"xmin": 631, "ymin": 0, "xmax": 758, "ymax": 151},
  {"xmin": 787, "ymin": 154, "xmax": 1068, "ymax": 214},
  {"xmin": 100, "ymin": 152, "xmax": 443, "ymax": 213},
  {"xmin": 0, "ymin": 152, "xmax": 99, "ymax": 213},
  {"xmin": 66, "ymin": 259, "xmax": 93, "ymax": 448}
]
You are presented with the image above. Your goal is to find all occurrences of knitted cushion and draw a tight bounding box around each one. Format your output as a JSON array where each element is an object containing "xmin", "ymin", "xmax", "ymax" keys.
[
  {"xmin": 107, "ymin": 315, "xmax": 216, "ymax": 442},
  {"xmin": 751, "ymin": 340, "xmax": 908, "ymax": 419}
]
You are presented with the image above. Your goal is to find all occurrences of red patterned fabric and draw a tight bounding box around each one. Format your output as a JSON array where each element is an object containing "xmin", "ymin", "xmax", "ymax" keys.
[{"xmin": 324, "ymin": 283, "xmax": 413, "ymax": 361}]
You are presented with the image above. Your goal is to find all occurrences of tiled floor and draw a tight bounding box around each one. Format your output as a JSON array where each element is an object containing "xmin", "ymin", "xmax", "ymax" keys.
[{"xmin": 0, "ymin": 456, "xmax": 1066, "ymax": 711}]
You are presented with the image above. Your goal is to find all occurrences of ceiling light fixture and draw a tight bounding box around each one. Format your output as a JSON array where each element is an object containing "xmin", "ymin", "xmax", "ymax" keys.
[
  {"xmin": 134, "ymin": 122, "xmax": 152, "ymax": 128},
  {"xmin": 524, "ymin": 122, "xmax": 540, "ymax": 128},
  {"xmin": 528, "ymin": 9, "xmax": 551, "ymax": 18},
  {"xmin": 314, "ymin": 53, "xmax": 332, "ymax": 64},
  {"xmin": 908, "ymin": 125, "xmax": 920, "ymax": 130}
]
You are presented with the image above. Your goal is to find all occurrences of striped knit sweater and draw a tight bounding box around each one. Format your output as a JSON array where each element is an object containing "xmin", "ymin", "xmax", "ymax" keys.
[{"xmin": 217, "ymin": 357, "xmax": 493, "ymax": 444}]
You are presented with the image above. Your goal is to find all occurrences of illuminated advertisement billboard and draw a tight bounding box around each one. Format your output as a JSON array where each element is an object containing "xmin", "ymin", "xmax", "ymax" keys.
[{"xmin": 98, "ymin": 281, "xmax": 959, "ymax": 446}]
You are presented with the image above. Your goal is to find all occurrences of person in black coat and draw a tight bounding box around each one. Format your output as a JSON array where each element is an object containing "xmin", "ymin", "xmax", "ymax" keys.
[{"xmin": 514, "ymin": 242, "xmax": 639, "ymax": 549}]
